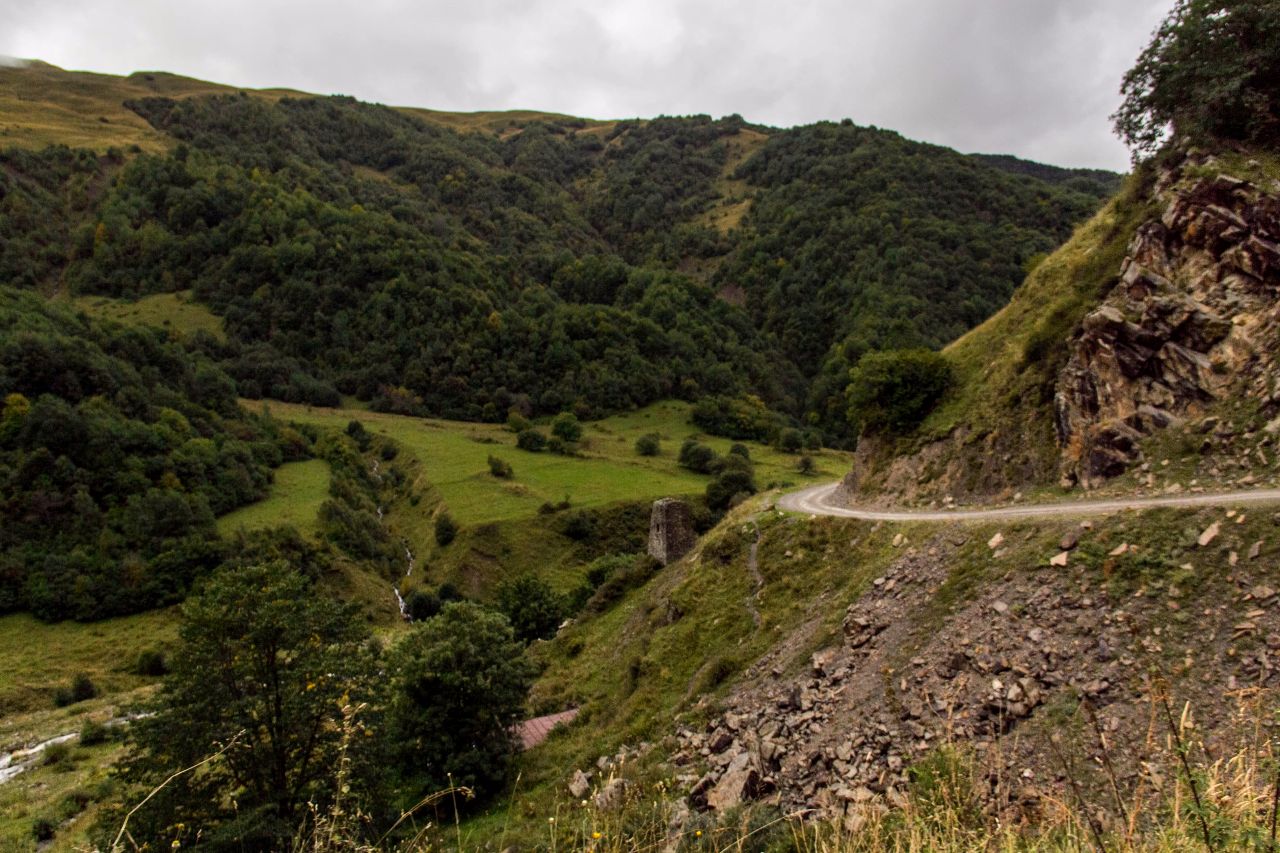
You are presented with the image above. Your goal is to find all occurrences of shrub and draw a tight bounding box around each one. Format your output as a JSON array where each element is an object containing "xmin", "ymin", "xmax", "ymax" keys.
[
  {"xmin": 496, "ymin": 576, "xmax": 565, "ymax": 643},
  {"xmin": 516, "ymin": 428, "xmax": 547, "ymax": 452},
  {"xmin": 386, "ymin": 603, "xmax": 536, "ymax": 803},
  {"xmin": 405, "ymin": 588, "xmax": 441, "ymax": 621},
  {"xmin": 728, "ymin": 443, "xmax": 750, "ymax": 459},
  {"xmin": 706, "ymin": 468, "xmax": 757, "ymax": 511},
  {"xmin": 344, "ymin": 419, "xmax": 371, "ymax": 451},
  {"xmin": 547, "ymin": 435, "xmax": 566, "ymax": 454},
  {"xmin": 550, "ymin": 411, "xmax": 583, "ymax": 443},
  {"xmin": 80, "ymin": 719, "xmax": 109, "ymax": 746},
  {"xmin": 634, "ymin": 433, "xmax": 661, "ymax": 456},
  {"xmin": 846, "ymin": 349, "xmax": 953, "ymax": 435},
  {"xmin": 690, "ymin": 394, "xmax": 781, "ymax": 441},
  {"xmin": 54, "ymin": 673, "xmax": 98, "ymax": 707},
  {"xmin": 777, "ymin": 428, "xmax": 803, "ymax": 453},
  {"xmin": 135, "ymin": 649, "xmax": 168, "ymax": 676},
  {"xmin": 798, "ymin": 455, "xmax": 816, "ymax": 475},
  {"xmin": 561, "ymin": 510, "xmax": 598, "ymax": 541},
  {"xmin": 487, "ymin": 455, "xmax": 513, "ymax": 479},
  {"xmin": 678, "ymin": 439, "xmax": 718, "ymax": 473},
  {"xmin": 434, "ymin": 512, "xmax": 458, "ymax": 547},
  {"xmin": 506, "ymin": 411, "xmax": 530, "ymax": 433},
  {"xmin": 43, "ymin": 742, "xmax": 72, "ymax": 766},
  {"xmin": 31, "ymin": 816, "xmax": 56, "ymax": 842}
]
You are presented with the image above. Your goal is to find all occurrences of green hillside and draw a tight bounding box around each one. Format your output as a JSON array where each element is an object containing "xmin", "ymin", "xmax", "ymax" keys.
[{"xmin": 0, "ymin": 62, "xmax": 1117, "ymax": 442}]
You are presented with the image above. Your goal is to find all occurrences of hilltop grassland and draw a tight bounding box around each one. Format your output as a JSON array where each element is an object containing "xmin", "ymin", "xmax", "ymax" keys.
[{"xmin": 0, "ymin": 60, "xmax": 613, "ymax": 154}]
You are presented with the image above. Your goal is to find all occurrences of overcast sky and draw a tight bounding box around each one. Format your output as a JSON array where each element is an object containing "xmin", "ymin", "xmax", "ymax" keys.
[{"xmin": 4, "ymin": 0, "xmax": 1173, "ymax": 171}]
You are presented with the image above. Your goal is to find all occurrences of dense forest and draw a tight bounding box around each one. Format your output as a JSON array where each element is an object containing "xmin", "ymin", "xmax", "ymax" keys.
[
  {"xmin": 0, "ymin": 93, "xmax": 1116, "ymax": 439},
  {"xmin": 0, "ymin": 287, "xmax": 298, "ymax": 619}
]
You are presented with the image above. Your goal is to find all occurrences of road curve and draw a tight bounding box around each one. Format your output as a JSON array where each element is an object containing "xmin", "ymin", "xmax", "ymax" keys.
[{"xmin": 777, "ymin": 482, "xmax": 1280, "ymax": 522}]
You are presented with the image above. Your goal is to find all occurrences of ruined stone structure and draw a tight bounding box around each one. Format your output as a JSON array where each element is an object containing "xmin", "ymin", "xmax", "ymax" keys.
[{"xmin": 647, "ymin": 498, "xmax": 696, "ymax": 565}]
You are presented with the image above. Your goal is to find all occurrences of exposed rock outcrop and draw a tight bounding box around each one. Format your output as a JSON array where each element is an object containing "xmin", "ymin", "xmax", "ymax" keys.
[
  {"xmin": 1056, "ymin": 164, "xmax": 1280, "ymax": 488},
  {"xmin": 648, "ymin": 498, "xmax": 697, "ymax": 566}
]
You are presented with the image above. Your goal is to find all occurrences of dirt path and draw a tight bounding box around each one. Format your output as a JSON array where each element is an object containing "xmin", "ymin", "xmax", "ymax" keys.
[
  {"xmin": 745, "ymin": 521, "xmax": 763, "ymax": 629},
  {"xmin": 778, "ymin": 482, "xmax": 1280, "ymax": 522}
]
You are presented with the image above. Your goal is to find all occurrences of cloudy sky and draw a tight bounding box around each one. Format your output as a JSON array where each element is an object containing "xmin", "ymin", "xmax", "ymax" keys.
[{"xmin": 4, "ymin": 0, "xmax": 1172, "ymax": 170}]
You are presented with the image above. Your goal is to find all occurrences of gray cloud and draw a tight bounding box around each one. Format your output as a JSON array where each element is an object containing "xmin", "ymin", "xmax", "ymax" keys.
[{"xmin": 2, "ymin": 0, "xmax": 1173, "ymax": 170}]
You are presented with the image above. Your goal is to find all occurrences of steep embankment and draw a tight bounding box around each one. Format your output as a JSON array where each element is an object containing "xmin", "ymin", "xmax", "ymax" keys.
[
  {"xmin": 476, "ymin": 489, "xmax": 1280, "ymax": 847},
  {"xmin": 841, "ymin": 150, "xmax": 1280, "ymax": 506}
]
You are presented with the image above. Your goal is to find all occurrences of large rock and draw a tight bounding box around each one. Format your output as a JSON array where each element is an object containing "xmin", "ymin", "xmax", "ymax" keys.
[
  {"xmin": 648, "ymin": 498, "xmax": 697, "ymax": 565},
  {"xmin": 1055, "ymin": 166, "xmax": 1280, "ymax": 488}
]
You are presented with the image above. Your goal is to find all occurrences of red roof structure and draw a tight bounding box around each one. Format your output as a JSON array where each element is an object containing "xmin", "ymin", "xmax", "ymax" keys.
[{"xmin": 516, "ymin": 708, "xmax": 579, "ymax": 750}]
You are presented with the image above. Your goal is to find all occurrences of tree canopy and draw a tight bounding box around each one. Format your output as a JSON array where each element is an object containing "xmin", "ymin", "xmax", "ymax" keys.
[{"xmin": 1114, "ymin": 0, "xmax": 1280, "ymax": 157}]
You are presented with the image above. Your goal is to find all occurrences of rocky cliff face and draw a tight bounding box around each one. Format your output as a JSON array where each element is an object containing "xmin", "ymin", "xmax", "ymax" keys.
[{"xmin": 1056, "ymin": 159, "xmax": 1280, "ymax": 488}]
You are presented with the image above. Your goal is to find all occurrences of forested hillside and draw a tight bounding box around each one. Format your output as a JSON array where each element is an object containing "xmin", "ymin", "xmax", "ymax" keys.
[
  {"xmin": 0, "ymin": 287, "xmax": 296, "ymax": 619},
  {"xmin": 0, "ymin": 65, "xmax": 1117, "ymax": 438}
]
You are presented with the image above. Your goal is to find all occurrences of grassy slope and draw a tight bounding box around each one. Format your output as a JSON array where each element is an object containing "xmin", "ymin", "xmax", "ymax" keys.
[
  {"xmin": 465, "ymin": 491, "xmax": 1279, "ymax": 846},
  {"xmin": 846, "ymin": 171, "xmax": 1157, "ymax": 500},
  {"xmin": 258, "ymin": 399, "xmax": 851, "ymax": 599},
  {"xmin": 71, "ymin": 290, "xmax": 226, "ymax": 341},
  {"xmin": 0, "ymin": 611, "xmax": 176, "ymax": 850},
  {"xmin": 215, "ymin": 458, "xmax": 331, "ymax": 537},
  {"xmin": 260, "ymin": 400, "xmax": 851, "ymax": 528},
  {"xmin": 0, "ymin": 61, "xmax": 614, "ymax": 155}
]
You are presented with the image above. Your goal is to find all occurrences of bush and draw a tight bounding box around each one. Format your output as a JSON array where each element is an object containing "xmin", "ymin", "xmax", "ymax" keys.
[
  {"xmin": 728, "ymin": 443, "xmax": 750, "ymax": 459},
  {"xmin": 42, "ymin": 741, "xmax": 72, "ymax": 766},
  {"xmin": 516, "ymin": 428, "xmax": 547, "ymax": 452},
  {"xmin": 506, "ymin": 411, "xmax": 531, "ymax": 433},
  {"xmin": 487, "ymin": 455, "xmax": 513, "ymax": 479},
  {"xmin": 706, "ymin": 468, "xmax": 757, "ymax": 512},
  {"xmin": 496, "ymin": 576, "xmax": 565, "ymax": 643},
  {"xmin": 546, "ymin": 435, "xmax": 566, "ymax": 454},
  {"xmin": 54, "ymin": 673, "xmax": 98, "ymax": 707},
  {"xmin": 635, "ymin": 433, "xmax": 661, "ymax": 456},
  {"xmin": 31, "ymin": 816, "xmax": 56, "ymax": 842},
  {"xmin": 80, "ymin": 719, "xmax": 109, "ymax": 746},
  {"xmin": 846, "ymin": 349, "xmax": 952, "ymax": 435},
  {"xmin": 797, "ymin": 455, "xmax": 816, "ymax": 475},
  {"xmin": 690, "ymin": 394, "xmax": 782, "ymax": 441},
  {"xmin": 345, "ymin": 419, "xmax": 371, "ymax": 451},
  {"xmin": 135, "ymin": 649, "xmax": 168, "ymax": 676},
  {"xmin": 561, "ymin": 510, "xmax": 598, "ymax": 541},
  {"xmin": 434, "ymin": 512, "xmax": 458, "ymax": 547},
  {"xmin": 678, "ymin": 439, "xmax": 719, "ymax": 473},
  {"xmin": 550, "ymin": 411, "xmax": 583, "ymax": 443},
  {"xmin": 387, "ymin": 603, "xmax": 536, "ymax": 802},
  {"xmin": 777, "ymin": 428, "xmax": 803, "ymax": 453},
  {"xmin": 405, "ymin": 588, "xmax": 441, "ymax": 621}
]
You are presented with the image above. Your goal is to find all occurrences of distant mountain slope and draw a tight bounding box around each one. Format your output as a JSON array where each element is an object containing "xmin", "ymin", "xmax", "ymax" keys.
[{"xmin": 0, "ymin": 62, "xmax": 1119, "ymax": 436}]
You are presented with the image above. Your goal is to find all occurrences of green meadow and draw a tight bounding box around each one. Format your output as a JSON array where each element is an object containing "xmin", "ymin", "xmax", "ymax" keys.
[
  {"xmin": 215, "ymin": 459, "xmax": 332, "ymax": 537},
  {"xmin": 258, "ymin": 399, "xmax": 851, "ymax": 527},
  {"xmin": 71, "ymin": 290, "xmax": 226, "ymax": 341}
]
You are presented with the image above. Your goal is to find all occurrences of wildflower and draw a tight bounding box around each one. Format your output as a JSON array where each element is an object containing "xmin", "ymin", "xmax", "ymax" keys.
[
  {"xmin": 593, "ymin": 831, "xmax": 602, "ymax": 839},
  {"xmin": 548, "ymin": 816, "xmax": 556, "ymax": 823},
  {"xmin": 696, "ymin": 830, "xmax": 702, "ymax": 838}
]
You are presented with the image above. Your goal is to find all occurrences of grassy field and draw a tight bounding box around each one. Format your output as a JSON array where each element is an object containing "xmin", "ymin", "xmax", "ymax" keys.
[
  {"xmin": 215, "ymin": 459, "xmax": 332, "ymax": 537},
  {"xmin": 71, "ymin": 290, "xmax": 225, "ymax": 341},
  {"xmin": 0, "ymin": 610, "xmax": 177, "ymax": 717},
  {"xmin": 259, "ymin": 400, "xmax": 851, "ymax": 527}
]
